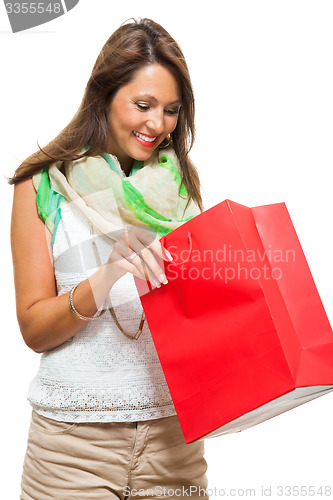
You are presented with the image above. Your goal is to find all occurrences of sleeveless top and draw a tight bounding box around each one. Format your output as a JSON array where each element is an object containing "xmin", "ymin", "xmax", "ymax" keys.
[{"xmin": 27, "ymin": 167, "xmax": 176, "ymax": 423}]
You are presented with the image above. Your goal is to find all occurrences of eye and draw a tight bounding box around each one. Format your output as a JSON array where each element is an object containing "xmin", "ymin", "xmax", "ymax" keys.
[
  {"xmin": 135, "ymin": 101, "xmax": 181, "ymax": 115},
  {"xmin": 136, "ymin": 102, "xmax": 150, "ymax": 111},
  {"xmin": 165, "ymin": 107, "xmax": 181, "ymax": 115}
]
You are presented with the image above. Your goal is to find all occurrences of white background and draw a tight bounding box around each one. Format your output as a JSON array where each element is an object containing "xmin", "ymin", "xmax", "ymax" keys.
[{"xmin": 0, "ymin": 1, "xmax": 332, "ymax": 498}]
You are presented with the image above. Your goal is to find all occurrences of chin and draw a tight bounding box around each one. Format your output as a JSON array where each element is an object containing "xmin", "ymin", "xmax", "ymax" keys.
[{"xmin": 133, "ymin": 147, "xmax": 158, "ymax": 161}]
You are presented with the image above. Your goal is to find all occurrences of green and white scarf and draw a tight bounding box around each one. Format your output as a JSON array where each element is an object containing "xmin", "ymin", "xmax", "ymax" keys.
[{"xmin": 32, "ymin": 146, "xmax": 200, "ymax": 244}]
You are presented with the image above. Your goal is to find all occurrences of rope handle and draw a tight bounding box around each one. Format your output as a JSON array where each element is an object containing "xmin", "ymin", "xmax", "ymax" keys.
[{"xmin": 163, "ymin": 231, "xmax": 193, "ymax": 266}]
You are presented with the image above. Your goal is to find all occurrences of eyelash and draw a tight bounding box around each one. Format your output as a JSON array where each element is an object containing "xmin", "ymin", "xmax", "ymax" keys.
[{"xmin": 136, "ymin": 103, "xmax": 180, "ymax": 115}]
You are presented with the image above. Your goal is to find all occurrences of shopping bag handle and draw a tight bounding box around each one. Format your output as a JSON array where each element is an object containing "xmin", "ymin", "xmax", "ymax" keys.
[{"xmin": 163, "ymin": 231, "xmax": 193, "ymax": 265}]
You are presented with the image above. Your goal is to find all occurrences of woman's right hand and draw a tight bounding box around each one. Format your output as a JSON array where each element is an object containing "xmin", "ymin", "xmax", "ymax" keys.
[{"xmin": 107, "ymin": 226, "xmax": 173, "ymax": 288}]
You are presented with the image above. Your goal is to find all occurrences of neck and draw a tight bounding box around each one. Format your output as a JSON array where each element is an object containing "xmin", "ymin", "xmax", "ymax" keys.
[
  {"xmin": 121, "ymin": 158, "xmax": 134, "ymax": 176},
  {"xmin": 104, "ymin": 145, "xmax": 134, "ymax": 176}
]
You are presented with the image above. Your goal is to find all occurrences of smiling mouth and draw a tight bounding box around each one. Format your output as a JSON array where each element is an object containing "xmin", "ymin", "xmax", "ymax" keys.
[{"xmin": 132, "ymin": 131, "xmax": 158, "ymax": 143}]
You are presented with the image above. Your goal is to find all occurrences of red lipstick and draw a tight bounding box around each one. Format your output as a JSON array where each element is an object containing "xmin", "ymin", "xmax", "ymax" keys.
[{"xmin": 132, "ymin": 131, "xmax": 158, "ymax": 148}]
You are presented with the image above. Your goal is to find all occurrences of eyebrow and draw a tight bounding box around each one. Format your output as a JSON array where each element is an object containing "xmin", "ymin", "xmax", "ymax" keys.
[{"xmin": 136, "ymin": 94, "xmax": 183, "ymax": 106}]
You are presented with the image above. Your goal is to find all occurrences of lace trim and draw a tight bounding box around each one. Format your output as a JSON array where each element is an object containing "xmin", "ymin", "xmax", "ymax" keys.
[{"xmin": 30, "ymin": 406, "xmax": 177, "ymax": 423}]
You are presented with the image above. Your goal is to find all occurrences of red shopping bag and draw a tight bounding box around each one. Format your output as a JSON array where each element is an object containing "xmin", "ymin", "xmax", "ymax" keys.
[{"xmin": 136, "ymin": 200, "xmax": 333, "ymax": 443}]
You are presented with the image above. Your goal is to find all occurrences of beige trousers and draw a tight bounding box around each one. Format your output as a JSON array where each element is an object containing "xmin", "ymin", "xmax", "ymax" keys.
[{"xmin": 21, "ymin": 410, "xmax": 209, "ymax": 499}]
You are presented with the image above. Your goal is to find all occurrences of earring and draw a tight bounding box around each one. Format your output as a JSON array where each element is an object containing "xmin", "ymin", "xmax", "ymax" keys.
[{"xmin": 159, "ymin": 135, "xmax": 171, "ymax": 149}]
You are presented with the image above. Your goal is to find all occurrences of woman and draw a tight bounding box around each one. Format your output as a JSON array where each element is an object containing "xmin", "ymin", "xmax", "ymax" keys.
[{"xmin": 9, "ymin": 17, "xmax": 208, "ymax": 499}]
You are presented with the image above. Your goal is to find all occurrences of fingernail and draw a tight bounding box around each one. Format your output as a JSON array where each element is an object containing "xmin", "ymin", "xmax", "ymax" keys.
[
  {"xmin": 164, "ymin": 249, "xmax": 173, "ymax": 261},
  {"xmin": 159, "ymin": 274, "xmax": 168, "ymax": 285},
  {"xmin": 152, "ymin": 279, "xmax": 161, "ymax": 288}
]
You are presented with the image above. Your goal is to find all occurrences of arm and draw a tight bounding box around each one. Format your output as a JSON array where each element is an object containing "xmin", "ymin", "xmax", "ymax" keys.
[
  {"xmin": 10, "ymin": 178, "xmax": 170, "ymax": 354},
  {"xmin": 10, "ymin": 178, "xmax": 118, "ymax": 353}
]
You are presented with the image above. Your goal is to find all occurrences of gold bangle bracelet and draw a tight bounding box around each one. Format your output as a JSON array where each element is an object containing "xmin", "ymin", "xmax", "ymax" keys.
[{"xmin": 68, "ymin": 284, "xmax": 106, "ymax": 321}]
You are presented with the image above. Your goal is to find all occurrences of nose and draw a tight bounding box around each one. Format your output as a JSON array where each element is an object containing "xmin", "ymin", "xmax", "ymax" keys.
[{"xmin": 146, "ymin": 108, "xmax": 164, "ymax": 135}]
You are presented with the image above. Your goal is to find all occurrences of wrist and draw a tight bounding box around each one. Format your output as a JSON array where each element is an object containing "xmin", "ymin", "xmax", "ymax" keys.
[
  {"xmin": 69, "ymin": 284, "xmax": 106, "ymax": 322},
  {"xmin": 102, "ymin": 260, "xmax": 124, "ymax": 287}
]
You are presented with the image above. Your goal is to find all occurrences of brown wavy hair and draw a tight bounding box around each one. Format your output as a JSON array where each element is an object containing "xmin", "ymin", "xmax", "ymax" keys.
[{"xmin": 7, "ymin": 17, "xmax": 202, "ymax": 211}]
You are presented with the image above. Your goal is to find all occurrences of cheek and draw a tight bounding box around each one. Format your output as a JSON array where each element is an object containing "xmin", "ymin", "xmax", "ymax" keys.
[
  {"xmin": 109, "ymin": 106, "xmax": 135, "ymax": 135},
  {"xmin": 121, "ymin": 109, "xmax": 139, "ymax": 131},
  {"xmin": 167, "ymin": 116, "xmax": 180, "ymax": 134}
]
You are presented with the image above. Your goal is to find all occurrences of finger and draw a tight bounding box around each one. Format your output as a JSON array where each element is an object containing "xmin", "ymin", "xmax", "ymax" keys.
[
  {"xmin": 131, "ymin": 227, "xmax": 173, "ymax": 262},
  {"xmin": 147, "ymin": 239, "xmax": 173, "ymax": 262},
  {"xmin": 136, "ymin": 244, "xmax": 168, "ymax": 285},
  {"xmin": 108, "ymin": 247, "xmax": 146, "ymax": 281},
  {"xmin": 124, "ymin": 231, "xmax": 168, "ymax": 285},
  {"xmin": 129, "ymin": 250, "xmax": 164, "ymax": 288},
  {"xmin": 116, "ymin": 238, "xmax": 162, "ymax": 288}
]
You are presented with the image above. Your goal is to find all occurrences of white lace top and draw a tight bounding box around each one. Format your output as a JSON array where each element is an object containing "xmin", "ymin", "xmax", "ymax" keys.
[{"xmin": 27, "ymin": 200, "xmax": 176, "ymax": 422}]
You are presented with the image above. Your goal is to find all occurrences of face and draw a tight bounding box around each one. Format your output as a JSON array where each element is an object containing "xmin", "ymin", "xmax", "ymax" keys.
[{"xmin": 105, "ymin": 63, "xmax": 182, "ymax": 173}]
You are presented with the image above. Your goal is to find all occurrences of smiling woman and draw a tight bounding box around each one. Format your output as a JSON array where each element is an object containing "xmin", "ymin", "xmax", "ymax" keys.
[
  {"xmin": 8, "ymin": 18, "xmax": 202, "ymax": 212},
  {"xmin": 8, "ymin": 17, "xmax": 209, "ymax": 500},
  {"xmin": 105, "ymin": 64, "xmax": 182, "ymax": 174}
]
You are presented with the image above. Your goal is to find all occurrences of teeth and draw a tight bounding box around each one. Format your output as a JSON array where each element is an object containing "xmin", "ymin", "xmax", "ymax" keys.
[{"xmin": 133, "ymin": 131, "xmax": 157, "ymax": 143}]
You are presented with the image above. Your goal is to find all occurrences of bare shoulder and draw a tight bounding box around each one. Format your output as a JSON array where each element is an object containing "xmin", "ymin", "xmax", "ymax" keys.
[
  {"xmin": 11, "ymin": 176, "xmax": 52, "ymax": 251},
  {"xmin": 12, "ymin": 176, "xmax": 40, "ymax": 217},
  {"xmin": 11, "ymin": 177, "xmax": 56, "ymax": 315}
]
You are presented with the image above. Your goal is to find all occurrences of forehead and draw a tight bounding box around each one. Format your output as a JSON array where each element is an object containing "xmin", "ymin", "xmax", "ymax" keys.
[{"xmin": 119, "ymin": 63, "xmax": 181, "ymax": 99}]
